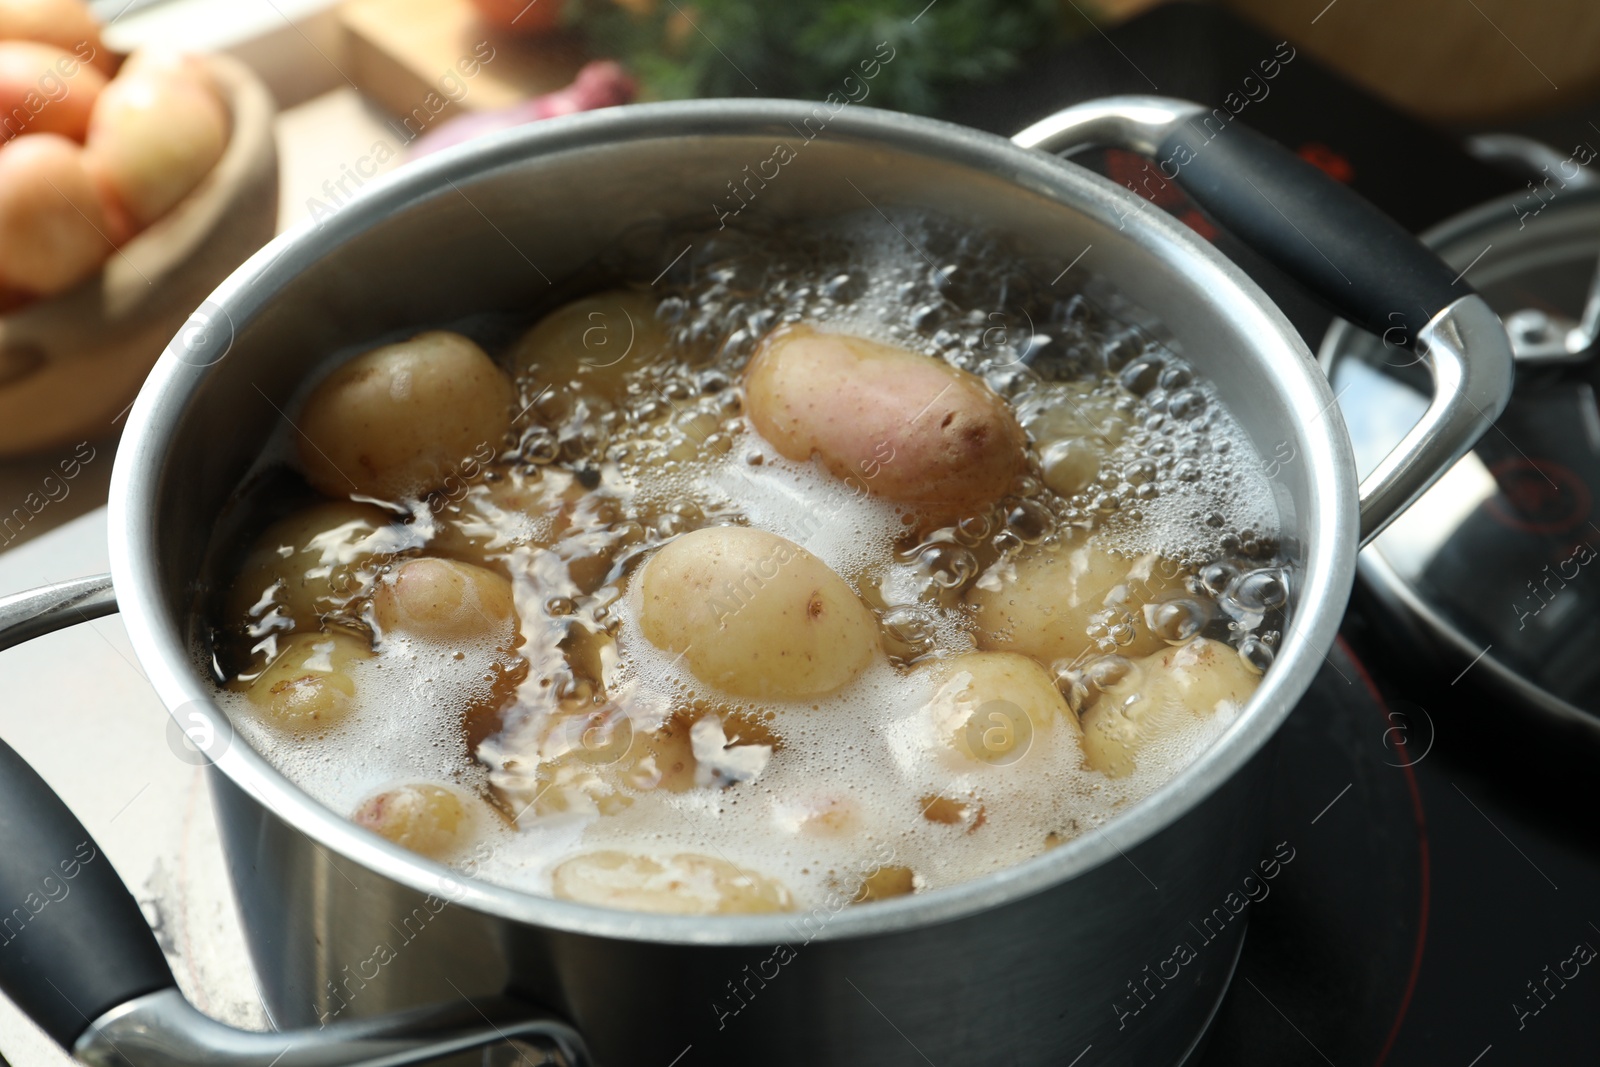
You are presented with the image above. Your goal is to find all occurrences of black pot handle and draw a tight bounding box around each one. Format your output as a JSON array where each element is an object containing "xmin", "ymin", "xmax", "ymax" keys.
[
  {"xmin": 0, "ymin": 577, "xmax": 169, "ymax": 1049},
  {"xmin": 1013, "ymin": 96, "xmax": 1516, "ymax": 544},
  {"xmin": 0, "ymin": 576, "xmax": 587, "ymax": 1067}
]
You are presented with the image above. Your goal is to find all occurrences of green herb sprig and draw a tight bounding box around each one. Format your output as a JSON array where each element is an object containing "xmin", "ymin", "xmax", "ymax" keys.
[{"xmin": 569, "ymin": 0, "xmax": 1072, "ymax": 114}]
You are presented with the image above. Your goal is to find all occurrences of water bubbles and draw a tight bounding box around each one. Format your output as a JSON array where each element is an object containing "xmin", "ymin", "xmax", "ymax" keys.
[
  {"xmin": 1157, "ymin": 365, "xmax": 1192, "ymax": 390},
  {"xmin": 1090, "ymin": 491, "xmax": 1121, "ymax": 515},
  {"xmin": 821, "ymin": 272, "xmax": 863, "ymax": 303},
  {"xmin": 1003, "ymin": 497, "xmax": 1054, "ymax": 544},
  {"xmin": 1238, "ymin": 636, "xmax": 1274, "ymax": 674},
  {"xmin": 880, "ymin": 606, "xmax": 935, "ymax": 664},
  {"xmin": 916, "ymin": 543, "xmax": 978, "ymax": 590},
  {"xmin": 1144, "ymin": 597, "xmax": 1212, "ymax": 645},
  {"xmin": 956, "ymin": 513, "xmax": 993, "ymax": 544},
  {"xmin": 1198, "ymin": 561, "xmax": 1237, "ymax": 597},
  {"xmin": 1234, "ymin": 568, "xmax": 1288, "ymax": 610},
  {"xmin": 1036, "ymin": 438, "xmax": 1100, "ymax": 502},
  {"xmin": 1100, "ymin": 334, "xmax": 1143, "ymax": 372},
  {"xmin": 1085, "ymin": 654, "xmax": 1134, "ymax": 689},
  {"xmin": 1118, "ymin": 355, "xmax": 1164, "ymax": 395},
  {"xmin": 1166, "ymin": 388, "xmax": 1206, "ymax": 420}
]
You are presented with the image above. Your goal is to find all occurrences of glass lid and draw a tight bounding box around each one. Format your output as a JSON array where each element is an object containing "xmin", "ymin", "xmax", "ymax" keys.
[{"xmin": 1323, "ymin": 184, "xmax": 1600, "ymax": 725}]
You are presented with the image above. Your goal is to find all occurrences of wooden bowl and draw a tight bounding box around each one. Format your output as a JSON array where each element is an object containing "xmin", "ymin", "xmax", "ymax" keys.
[{"xmin": 0, "ymin": 53, "xmax": 278, "ymax": 455}]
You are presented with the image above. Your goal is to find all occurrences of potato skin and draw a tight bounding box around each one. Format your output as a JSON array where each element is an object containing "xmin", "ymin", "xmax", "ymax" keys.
[
  {"xmin": 921, "ymin": 651, "xmax": 1076, "ymax": 766},
  {"xmin": 968, "ymin": 542, "xmax": 1180, "ymax": 666},
  {"xmin": 743, "ymin": 325, "xmax": 1026, "ymax": 517},
  {"xmin": 229, "ymin": 500, "xmax": 409, "ymax": 634},
  {"xmin": 372, "ymin": 556, "xmax": 518, "ymax": 648},
  {"xmin": 242, "ymin": 630, "xmax": 373, "ymax": 734},
  {"xmin": 637, "ymin": 525, "xmax": 878, "ymax": 700},
  {"xmin": 550, "ymin": 851, "xmax": 794, "ymax": 914},
  {"xmin": 508, "ymin": 289, "xmax": 667, "ymax": 405},
  {"xmin": 353, "ymin": 783, "xmax": 473, "ymax": 860},
  {"xmin": 298, "ymin": 331, "xmax": 513, "ymax": 500},
  {"xmin": 1079, "ymin": 637, "xmax": 1258, "ymax": 777}
]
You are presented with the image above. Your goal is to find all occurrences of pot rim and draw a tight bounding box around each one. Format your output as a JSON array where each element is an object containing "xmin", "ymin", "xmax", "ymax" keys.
[{"xmin": 108, "ymin": 98, "xmax": 1358, "ymax": 946}]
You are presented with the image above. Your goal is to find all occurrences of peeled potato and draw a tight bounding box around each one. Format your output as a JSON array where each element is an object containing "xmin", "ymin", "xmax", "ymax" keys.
[
  {"xmin": 353, "ymin": 783, "xmax": 473, "ymax": 860},
  {"xmin": 0, "ymin": 133, "xmax": 108, "ymax": 295},
  {"xmin": 229, "ymin": 501, "xmax": 411, "ymax": 634},
  {"xmin": 242, "ymin": 630, "xmax": 374, "ymax": 734},
  {"xmin": 744, "ymin": 324, "xmax": 1027, "ymax": 517},
  {"xmin": 637, "ymin": 525, "xmax": 879, "ymax": 700},
  {"xmin": 297, "ymin": 331, "xmax": 514, "ymax": 500},
  {"xmin": 550, "ymin": 851, "xmax": 793, "ymax": 914},
  {"xmin": 0, "ymin": 41, "xmax": 105, "ymax": 142},
  {"xmin": 921, "ymin": 651, "xmax": 1076, "ymax": 767},
  {"xmin": 0, "ymin": 1, "xmax": 112, "ymax": 75},
  {"xmin": 507, "ymin": 289, "xmax": 668, "ymax": 406},
  {"xmin": 83, "ymin": 59, "xmax": 227, "ymax": 228},
  {"xmin": 969, "ymin": 541, "xmax": 1180, "ymax": 666},
  {"xmin": 373, "ymin": 556, "xmax": 517, "ymax": 648},
  {"xmin": 1080, "ymin": 637, "xmax": 1258, "ymax": 778}
]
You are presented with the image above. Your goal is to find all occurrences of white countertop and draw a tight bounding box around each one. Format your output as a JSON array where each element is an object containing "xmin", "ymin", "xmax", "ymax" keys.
[
  {"xmin": 0, "ymin": 506, "xmax": 265, "ymax": 1066},
  {"xmin": 0, "ymin": 67, "xmax": 399, "ymax": 1067}
]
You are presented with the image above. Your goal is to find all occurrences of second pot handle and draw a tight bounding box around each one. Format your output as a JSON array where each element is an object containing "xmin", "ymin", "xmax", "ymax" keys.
[
  {"xmin": 1013, "ymin": 96, "xmax": 1516, "ymax": 544},
  {"xmin": 0, "ymin": 577, "xmax": 588, "ymax": 1067}
]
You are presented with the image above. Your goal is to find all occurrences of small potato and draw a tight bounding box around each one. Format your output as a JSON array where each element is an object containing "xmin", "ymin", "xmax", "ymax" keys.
[
  {"xmin": 353, "ymin": 783, "xmax": 473, "ymax": 860},
  {"xmin": 242, "ymin": 630, "xmax": 374, "ymax": 734},
  {"xmin": 507, "ymin": 289, "xmax": 668, "ymax": 406},
  {"xmin": 229, "ymin": 501, "xmax": 411, "ymax": 634},
  {"xmin": 297, "ymin": 331, "xmax": 514, "ymax": 500},
  {"xmin": 550, "ymin": 851, "xmax": 794, "ymax": 915},
  {"xmin": 373, "ymin": 557, "xmax": 517, "ymax": 648},
  {"xmin": 637, "ymin": 525, "xmax": 878, "ymax": 700},
  {"xmin": 920, "ymin": 651, "xmax": 1075, "ymax": 767},
  {"xmin": 744, "ymin": 325, "xmax": 1027, "ymax": 517},
  {"xmin": 969, "ymin": 541, "xmax": 1180, "ymax": 666},
  {"xmin": 1080, "ymin": 637, "xmax": 1259, "ymax": 778}
]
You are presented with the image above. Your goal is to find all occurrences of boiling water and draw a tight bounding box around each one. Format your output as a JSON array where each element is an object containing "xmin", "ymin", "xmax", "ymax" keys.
[{"xmin": 212, "ymin": 209, "xmax": 1292, "ymax": 908}]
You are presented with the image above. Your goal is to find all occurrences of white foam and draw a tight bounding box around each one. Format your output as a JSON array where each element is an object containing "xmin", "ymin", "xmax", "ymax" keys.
[
  {"xmin": 222, "ymin": 634, "xmax": 502, "ymax": 819},
  {"xmin": 213, "ymin": 206, "xmax": 1285, "ymax": 909}
]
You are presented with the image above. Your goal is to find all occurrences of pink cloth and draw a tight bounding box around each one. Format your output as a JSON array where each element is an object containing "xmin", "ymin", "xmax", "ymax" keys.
[{"xmin": 408, "ymin": 60, "xmax": 636, "ymax": 159}]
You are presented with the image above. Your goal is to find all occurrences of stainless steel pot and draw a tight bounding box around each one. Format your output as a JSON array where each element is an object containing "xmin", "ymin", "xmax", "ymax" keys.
[{"xmin": 0, "ymin": 97, "xmax": 1512, "ymax": 1067}]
